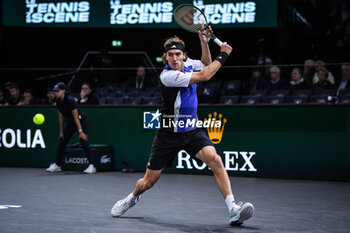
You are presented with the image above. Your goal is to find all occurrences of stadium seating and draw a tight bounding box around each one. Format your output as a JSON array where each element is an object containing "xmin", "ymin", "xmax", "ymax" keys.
[
  {"xmin": 262, "ymin": 96, "xmax": 285, "ymax": 104},
  {"xmin": 219, "ymin": 95, "xmax": 239, "ymax": 104},
  {"xmin": 240, "ymin": 95, "xmax": 261, "ymax": 104},
  {"xmin": 285, "ymin": 96, "xmax": 308, "ymax": 104}
]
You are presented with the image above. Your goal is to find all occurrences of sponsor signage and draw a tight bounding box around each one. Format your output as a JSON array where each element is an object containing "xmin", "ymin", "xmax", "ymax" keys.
[
  {"xmin": 0, "ymin": 128, "xmax": 46, "ymax": 148},
  {"xmin": 63, "ymin": 145, "xmax": 114, "ymax": 171},
  {"xmin": 1, "ymin": 106, "xmax": 349, "ymax": 181},
  {"xmin": 143, "ymin": 110, "xmax": 257, "ymax": 173},
  {"xmin": 176, "ymin": 150, "xmax": 257, "ymax": 172},
  {"xmin": 2, "ymin": 0, "xmax": 277, "ymax": 28}
]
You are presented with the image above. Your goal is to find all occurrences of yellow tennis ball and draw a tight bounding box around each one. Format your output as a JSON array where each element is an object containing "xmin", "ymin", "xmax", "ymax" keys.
[{"xmin": 33, "ymin": 113, "xmax": 45, "ymax": 125}]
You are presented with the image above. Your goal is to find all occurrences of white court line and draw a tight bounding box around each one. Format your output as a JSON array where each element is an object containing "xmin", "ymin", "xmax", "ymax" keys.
[{"xmin": 0, "ymin": 205, "xmax": 22, "ymax": 210}]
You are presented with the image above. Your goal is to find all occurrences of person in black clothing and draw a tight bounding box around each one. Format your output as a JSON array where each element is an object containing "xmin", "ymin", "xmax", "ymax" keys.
[
  {"xmin": 4, "ymin": 83, "xmax": 21, "ymax": 106},
  {"xmin": 78, "ymin": 82, "xmax": 99, "ymax": 105},
  {"xmin": 266, "ymin": 66, "xmax": 288, "ymax": 94},
  {"xmin": 124, "ymin": 66, "xmax": 153, "ymax": 90},
  {"xmin": 18, "ymin": 89, "xmax": 35, "ymax": 106},
  {"xmin": 302, "ymin": 59, "xmax": 315, "ymax": 87},
  {"xmin": 41, "ymin": 87, "xmax": 57, "ymax": 105},
  {"xmin": 249, "ymin": 68, "xmax": 268, "ymax": 91},
  {"xmin": 336, "ymin": 62, "xmax": 350, "ymax": 95},
  {"xmin": 288, "ymin": 68, "xmax": 309, "ymax": 92},
  {"xmin": 46, "ymin": 82, "xmax": 97, "ymax": 174},
  {"xmin": 312, "ymin": 67, "xmax": 332, "ymax": 91}
]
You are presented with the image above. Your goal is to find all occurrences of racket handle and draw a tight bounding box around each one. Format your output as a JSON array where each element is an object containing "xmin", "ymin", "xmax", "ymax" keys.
[{"xmin": 214, "ymin": 38, "xmax": 223, "ymax": 47}]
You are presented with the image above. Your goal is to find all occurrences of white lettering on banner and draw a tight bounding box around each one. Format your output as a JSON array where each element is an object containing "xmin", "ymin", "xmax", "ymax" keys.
[
  {"xmin": 110, "ymin": 1, "xmax": 256, "ymax": 25},
  {"xmin": 110, "ymin": 1, "xmax": 173, "ymax": 25},
  {"xmin": 65, "ymin": 157, "xmax": 89, "ymax": 164},
  {"xmin": 162, "ymin": 118, "xmax": 221, "ymax": 129},
  {"xmin": 0, "ymin": 129, "xmax": 46, "ymax": 149},
  {"xmin": 239, "ymin": 151, "xmax": 257, "ymax": 172},
  {"xmin": 1, "ymin": 129, "xmax": 15, "ymax": 148},
  {"xmin": 192, "ymin": 159, "xmax": 206, "ymax": 170},
  {"xmin": 194, "ymin": 0, "xmax": 256, "ymax": 24},
  {"xmin": 176, "ymin": 150, "xmax": 257, "ymax": 172},
  {"xmin": 176, "ymin": 150, "xmax": 193, "ymax": 169},
  {"xmin": 224, "ymin": 151, "xmax": 239, "ymax": 171},
  {"xmin": 26, "ymin": 0, "xmax": 90, "ymax": 24},
  {"xmin": 17, "ymin": 130, "xmax": 26, "ymax": 148},
  {"xmin": 24, "ymin": 0, "xmax": 259, "ymax": 26}
]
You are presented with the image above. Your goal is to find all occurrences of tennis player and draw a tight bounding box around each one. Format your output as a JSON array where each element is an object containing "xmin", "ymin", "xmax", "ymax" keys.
[{"xmin": 111, "ymin": 30, "xmax": 254, "ymax": 226}]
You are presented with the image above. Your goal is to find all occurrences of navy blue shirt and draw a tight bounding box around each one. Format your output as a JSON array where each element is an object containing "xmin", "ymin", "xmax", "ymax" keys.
[{"xmin": 56, "ymin": 95, "xmax": 84, "ymax": 121}]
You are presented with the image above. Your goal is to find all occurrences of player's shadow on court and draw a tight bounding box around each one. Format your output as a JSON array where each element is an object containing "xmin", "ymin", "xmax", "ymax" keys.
[
  {"xmin": 131, "ymin": 216, "xmax": 260, "ymax": 233},
  {"xmin": 40, "ymin": 171, "xmax": 87, "ymax": 176}
]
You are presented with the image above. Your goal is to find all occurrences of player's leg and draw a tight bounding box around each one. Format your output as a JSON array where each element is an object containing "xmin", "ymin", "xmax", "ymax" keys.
[
  {"xmin": 46, "ymin": 121, "xmax": 75, "ymax": 172},
  {"xmin": 111, "ymin": 130, "xmax": 179, "ymax": 217},
  {"xmin": 195, "ymin": 145, "xmax": 231, "ymax": 198},
  {"xmin": 133, "ymin": 168, "xmax": 162, "ymax": 196},
  {"xmin": 111, "ymin": 168, "xmax": 162, "ymax": 217},
  {"xmin": 196, "ymin": 145, "xmax": 254, "ymax": 226}
]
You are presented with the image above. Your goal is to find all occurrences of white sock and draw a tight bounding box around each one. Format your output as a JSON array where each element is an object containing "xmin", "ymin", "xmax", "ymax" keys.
[
  {"xmin": 127, "ymin": 193, "xmax": 137, "ymax": 202},
  {"xmin": 225, "ymin": 194, "xmax": 235, "ymax": 211}
]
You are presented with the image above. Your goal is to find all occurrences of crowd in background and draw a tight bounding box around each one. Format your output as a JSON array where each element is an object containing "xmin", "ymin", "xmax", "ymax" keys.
[
  {"xmin": 0, "ymin": 81, "xmax": 99, "ymax": 106},
  {"xmin": 1, "ymin": 61, "xmax": 349, "ymax": 106},
  {"xmin": 246, "ymin": 61, "xmax": 350, "ymax": 95}
]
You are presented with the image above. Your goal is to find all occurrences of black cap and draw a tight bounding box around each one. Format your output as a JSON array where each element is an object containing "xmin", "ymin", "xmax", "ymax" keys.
[{"xmin": 52, "ymin": 82, "xmax": 67, "ymax": 91}]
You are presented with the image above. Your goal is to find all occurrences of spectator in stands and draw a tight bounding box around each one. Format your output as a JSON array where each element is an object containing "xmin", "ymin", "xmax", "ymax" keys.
[
  {"xmin": 336, "ymin": 62, "xmax": 350, "ymax": 95},
  {"xmin": 312, "ymin": 67, "xmax": 332, "ymax": 91},
  {"xmin": 249, "ymin": 68, "xmax": 268, "ymax": 91},
  {"xmin": 125, "ymin": 66, "xmax": 152, "ymax": 90},
  {"xmin": 266, "ymin": 66, "xmax": 288, "ymax": 95},
  {"xmin": 18, "ymin": 89, "xmax": 35, "ymax": 106},
  {"xmin": 302, "ymin": 59, "xmax": 315, "ymax": 86},
  {"xmin": 0, "ymin": 86, "xmax": 7, "ymax": 106},
  {"xmin": 78, "ymin": 82, "xmax": 99, "ymax": 105},
  {"xmin": 313, "ymin": 60, "xmax": 335, "ymax": 85},
  {"xmin": 41, "ymin": 87, "xmax": 56, "ymax": 105},
  {"xmin": 4, "ymin": 83, "xmax": 21, "ymax": 106},
  {"xmin": 288, "ymin": 68, "xmax": 309, "ymax": 92}
]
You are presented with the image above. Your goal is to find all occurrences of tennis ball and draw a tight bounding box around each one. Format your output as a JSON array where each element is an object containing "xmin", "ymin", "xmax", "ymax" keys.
[{"xmin": 33, "ymin": 113, "xmax": 45, "ymax": 125}]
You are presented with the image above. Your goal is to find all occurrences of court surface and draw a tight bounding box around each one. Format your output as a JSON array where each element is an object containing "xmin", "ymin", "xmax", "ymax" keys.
[{"xmin": 0, "ymin": 167, "xmax": 349, "ymax": 233}]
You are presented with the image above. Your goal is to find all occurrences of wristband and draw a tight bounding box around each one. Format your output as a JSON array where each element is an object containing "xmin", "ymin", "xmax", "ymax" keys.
[
  {"xmin": 215, "ymin": 52, "xmax": 229, "ymax": 65},
  {"xmin": 78, "ymin": 129, "xmax": 83, "ymax": 133}
]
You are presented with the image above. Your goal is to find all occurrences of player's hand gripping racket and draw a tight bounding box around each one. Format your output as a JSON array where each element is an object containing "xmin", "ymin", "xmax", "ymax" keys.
[{"xmin": 174, "ymin": 4, "xmax": 223, "ymax": 47}]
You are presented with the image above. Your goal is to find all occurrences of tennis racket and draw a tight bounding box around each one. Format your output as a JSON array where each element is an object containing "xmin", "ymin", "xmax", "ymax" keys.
[{"xmin": 173, "ymin": 4, "xmax": 223, "ymax": 47}]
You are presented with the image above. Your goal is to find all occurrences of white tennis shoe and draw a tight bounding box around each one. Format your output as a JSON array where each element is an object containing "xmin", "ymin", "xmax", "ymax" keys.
[
  {"xmin": 83, "ymin": 164, "xmax": 97, "ymax": 174},
  {"xmin": 46, "ymin": 163, "xmax": 62, "ymax": 172},
  {"xmin": 111, "ymin": 195, "xmax": 141, "ymax": 217},
  {"xmin": 229, "ymin": 202, "xmax": 254, "ymax": 226}
]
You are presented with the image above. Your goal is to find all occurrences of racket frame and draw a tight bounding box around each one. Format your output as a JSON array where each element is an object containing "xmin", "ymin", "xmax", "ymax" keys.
[{"xmin": 174, "ymin": 4, "xmax": 223, "ymax": 47}]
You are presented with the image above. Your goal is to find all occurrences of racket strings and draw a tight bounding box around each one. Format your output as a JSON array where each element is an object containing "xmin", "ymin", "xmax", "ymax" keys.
[{"xmin": 174, "ymin": 6, "xmax": 206, "ymax": 32}]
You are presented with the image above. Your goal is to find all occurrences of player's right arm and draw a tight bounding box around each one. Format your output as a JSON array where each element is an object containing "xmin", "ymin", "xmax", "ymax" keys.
[
  {"xmin": 58, "ymin": 111, "xmax": 64, "ymax": 139},
  {"xmin": 189, "ymin": 42, "xmax": 232, "ymax": 85}
]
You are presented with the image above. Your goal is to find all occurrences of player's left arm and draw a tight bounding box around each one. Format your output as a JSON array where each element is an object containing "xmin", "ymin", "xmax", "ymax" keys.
[
  {"xmin": 198, "ymin": 26, "xmax": 212, "ymax": 67},
  {"xmin": 72, "ymin": 109, "xmax": 87, "ymax": 140}
]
